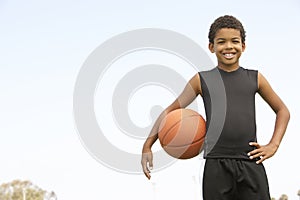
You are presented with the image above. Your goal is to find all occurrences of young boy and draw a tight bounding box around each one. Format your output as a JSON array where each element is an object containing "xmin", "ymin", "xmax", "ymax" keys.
[{"xmin": 141, "ymin": 15, "xmax": 290, "ymax": 200}]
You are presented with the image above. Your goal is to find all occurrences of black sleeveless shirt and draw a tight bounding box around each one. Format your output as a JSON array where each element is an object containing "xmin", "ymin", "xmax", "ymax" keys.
[{"xmin": 199, "ymin": 67, "xmax": 258, "ymax": 160}]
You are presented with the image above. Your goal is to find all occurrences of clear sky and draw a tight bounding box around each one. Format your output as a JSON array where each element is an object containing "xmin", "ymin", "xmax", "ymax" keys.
[{"xmin": 1, "ymin": 0, "xmax": 299, "ymax": 199}]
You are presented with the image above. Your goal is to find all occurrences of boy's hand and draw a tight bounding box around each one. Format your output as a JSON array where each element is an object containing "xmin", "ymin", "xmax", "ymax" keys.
[
  {"xmin": 247, "ymin": 142, "xmax": 278, "ymax": 164},
  {"xmin": 141, "ymin": 149, "xmax": 153, "ymax": 180}
]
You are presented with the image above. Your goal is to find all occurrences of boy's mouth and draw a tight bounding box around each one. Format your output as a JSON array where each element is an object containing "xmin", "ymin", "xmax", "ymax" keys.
[{"xmin": 223, "ymin": 53, "xmax": 235, "ymax": 59}]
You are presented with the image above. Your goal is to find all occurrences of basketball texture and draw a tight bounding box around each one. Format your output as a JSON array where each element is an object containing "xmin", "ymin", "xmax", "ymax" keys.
[{"xmin": 158, "ymin": 108, "xmax": 206, "ymax": 159}]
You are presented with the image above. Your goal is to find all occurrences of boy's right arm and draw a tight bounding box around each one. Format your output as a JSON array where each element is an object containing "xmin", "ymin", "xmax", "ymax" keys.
[{"xmin": 141, "ymin": 73, "xmax": 202, "ymax": 180}]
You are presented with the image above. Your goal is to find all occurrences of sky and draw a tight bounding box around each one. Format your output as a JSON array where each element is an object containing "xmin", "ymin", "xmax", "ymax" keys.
[{"xmin": 1, "ymin": 0, "xmax": 300, "ymax": 199}]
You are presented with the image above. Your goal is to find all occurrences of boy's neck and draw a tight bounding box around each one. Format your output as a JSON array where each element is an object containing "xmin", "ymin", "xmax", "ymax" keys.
[{"xmin": 217, "ymin": 65, "xmax": 240, "ymax": 72}]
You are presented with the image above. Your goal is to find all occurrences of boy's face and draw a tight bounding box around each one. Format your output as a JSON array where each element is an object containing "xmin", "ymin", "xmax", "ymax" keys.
[{"xmin": 209, "ymin": 28, "xmax": 245, "ymax": 69}]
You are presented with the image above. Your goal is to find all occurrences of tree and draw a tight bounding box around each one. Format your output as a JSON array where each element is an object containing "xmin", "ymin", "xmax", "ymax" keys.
[{"xmin": 0, "ymin": 180, "xmax": 57, "ymax": 200}]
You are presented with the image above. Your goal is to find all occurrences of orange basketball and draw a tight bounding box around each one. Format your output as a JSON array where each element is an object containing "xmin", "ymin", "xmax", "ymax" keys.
[{"xmin": 158, "ymin": 108, "xmax": 206, "ymax": 159}]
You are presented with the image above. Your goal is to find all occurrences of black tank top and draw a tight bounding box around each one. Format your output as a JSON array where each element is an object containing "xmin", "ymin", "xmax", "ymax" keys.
[{"xmin": 199, "ymin": 67, "xmax": 258, "ymax": 160}]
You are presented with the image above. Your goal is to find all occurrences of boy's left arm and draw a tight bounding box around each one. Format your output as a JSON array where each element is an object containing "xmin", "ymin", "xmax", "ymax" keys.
[{"xmin": 248, "ymin": 72, "xmax": 290, "ymax": 164}]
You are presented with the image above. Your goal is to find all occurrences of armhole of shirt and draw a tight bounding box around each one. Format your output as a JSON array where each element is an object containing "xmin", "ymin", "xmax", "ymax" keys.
[
  {"xmin": 255, "ymin": 70, "xmax": 259, "ymax": 92},
  {"xmin": 198, "ymin": 72, "xmax": 203, "ymax": 96}
]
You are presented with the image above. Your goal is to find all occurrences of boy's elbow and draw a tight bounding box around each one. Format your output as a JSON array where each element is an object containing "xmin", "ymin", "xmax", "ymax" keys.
[
  {"xmin": 281, "ymin": 105, "xmax": 290, "ymax": 122},
  {"xmin": 285, "ymin": 107, "xmax": 290, "ymax": 121},
  {"xmin": 275, "ymin": 104, "xmax": 290, "ymax": 122}
]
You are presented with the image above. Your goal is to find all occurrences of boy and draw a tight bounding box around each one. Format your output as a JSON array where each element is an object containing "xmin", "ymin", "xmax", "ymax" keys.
[{"xmin": 141, "ymin": 15, "xmax": 290, "ymax": 200}]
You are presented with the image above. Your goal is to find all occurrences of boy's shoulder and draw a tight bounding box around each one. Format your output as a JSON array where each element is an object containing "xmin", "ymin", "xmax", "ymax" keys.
[
  {"xmin": 198, "ymin": 67, "xmax": 218, "ymax": 75},
  {"xmin": 240, "ymin": 66, "xmax": 258, "ymax": 73}
]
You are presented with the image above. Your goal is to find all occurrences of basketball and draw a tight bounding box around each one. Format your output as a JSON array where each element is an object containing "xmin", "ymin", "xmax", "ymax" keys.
[{"xmin": 158, "ymin": 108, "xmax": 206, "ymax": 159}]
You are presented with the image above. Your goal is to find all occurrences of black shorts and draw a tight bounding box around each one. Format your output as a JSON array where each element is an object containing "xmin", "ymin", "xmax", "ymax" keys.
[{"xmin": 202, "ymin": 158, "xmax": 271, "ymax": 200}]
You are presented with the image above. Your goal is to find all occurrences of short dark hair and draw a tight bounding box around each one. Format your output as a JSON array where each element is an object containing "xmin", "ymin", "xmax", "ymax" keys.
[{"xmin": 208, "ymin": 15, "xmax": 246, "ymax": 44}]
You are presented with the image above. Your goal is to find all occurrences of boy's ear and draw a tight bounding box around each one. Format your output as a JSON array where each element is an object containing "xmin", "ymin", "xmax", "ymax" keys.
[
  {"xmin": 208, "ymin": 43, "xmax": 215, "ymax": 53},
  {"xmin": 242, "ymin": 43, "xmax": 246, "ymax": 52}
]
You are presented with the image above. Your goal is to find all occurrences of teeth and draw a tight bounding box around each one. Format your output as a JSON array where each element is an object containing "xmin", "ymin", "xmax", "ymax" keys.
[{"xmin": 224, "ymin": 53, "xmax": 234, "ymax": 58}]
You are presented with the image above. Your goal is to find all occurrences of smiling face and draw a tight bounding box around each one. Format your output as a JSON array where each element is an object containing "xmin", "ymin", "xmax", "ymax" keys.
[{"xmin": 209, "ymin": 28, "xmax": 246, "ymax": 71}]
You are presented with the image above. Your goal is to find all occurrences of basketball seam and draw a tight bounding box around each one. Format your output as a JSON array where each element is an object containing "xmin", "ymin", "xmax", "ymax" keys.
[
  {"xmin": 162, "ymin": 136, "xmax": 205, "ymax": 148},
  {"xmin": 159, "ymin": 114, "xmax": 201, "ymax": 142},
  {"xmin": 160, "ymin": 115, "xmax": 205, "ymax": 146}
]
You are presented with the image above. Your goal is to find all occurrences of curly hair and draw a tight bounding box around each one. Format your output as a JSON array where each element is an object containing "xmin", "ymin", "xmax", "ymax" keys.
[{"xmin": 208, "ymin": 15, "xmax": 246, "ymax": 44}]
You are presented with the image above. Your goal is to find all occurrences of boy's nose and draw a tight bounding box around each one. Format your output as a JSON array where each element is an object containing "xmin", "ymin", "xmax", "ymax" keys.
[{"xmin": 225, "ymin": 42, "xmax": 233, "ymax": 49}]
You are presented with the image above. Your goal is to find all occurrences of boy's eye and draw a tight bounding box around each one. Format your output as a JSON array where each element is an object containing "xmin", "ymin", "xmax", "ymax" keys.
[
  {"xmin": 217, "ymin": 41, "xmax": 225, "ymax": 44},
  {"xmin": 232, "ymin": 39, "xmax": 241, "ymax": 44}
]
